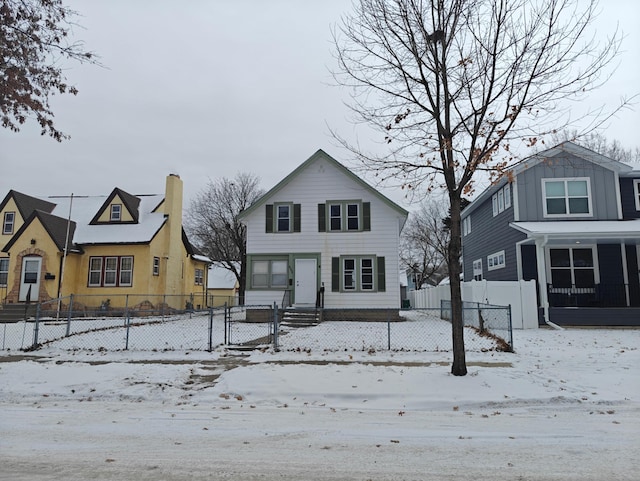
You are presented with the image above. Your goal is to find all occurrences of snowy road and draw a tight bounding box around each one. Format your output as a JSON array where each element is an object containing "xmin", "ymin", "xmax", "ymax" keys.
[{"xmin": 1, "ymin": 328, "xmax": 639, "ymax": 480}]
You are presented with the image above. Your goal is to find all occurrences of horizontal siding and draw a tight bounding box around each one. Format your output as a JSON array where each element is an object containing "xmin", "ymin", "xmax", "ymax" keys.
[
  {"xmin": 243, "ymin": 155, "xmax": 404, "ymax": 308},
  {"xmin": 462, "ymin": 188, "xmax": 525, "ymax": 282}
]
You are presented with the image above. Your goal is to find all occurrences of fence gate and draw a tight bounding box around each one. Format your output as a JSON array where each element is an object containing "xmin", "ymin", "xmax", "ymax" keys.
[{"xmin": 224, "ymin": 304, "xmax": 277, "ymax": 348}]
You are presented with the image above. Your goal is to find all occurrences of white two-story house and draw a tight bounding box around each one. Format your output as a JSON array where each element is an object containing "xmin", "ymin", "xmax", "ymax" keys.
[{"xmin": 238, "ymin": 149, "xmax": 408, "ymax": 318}]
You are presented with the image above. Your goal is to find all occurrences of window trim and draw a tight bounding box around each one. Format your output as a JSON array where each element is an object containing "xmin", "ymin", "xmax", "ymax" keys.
[
  {"xmin": 275, "ymin": 203, "xmax": 292, "ymax": 233},
  {"xmin": 3, "ymin": 211, "xmax": 15, "ymax": 235},
  {"xmin": 110, "ymin": 204, "xmax": 122, "ymax": 222},
  {"xmin": 546, "ymin": 245, "xmax": 599, "ymax": 289},
  {"xmin": 634, "ymin": 179, "xmax": 640, "ymax": 211},
  {"xmin": 194, "ymin": 268, "xmax": 204, "ymax": 286},
  {"xmin": 337, "ymin": 255, "xmax": 381, "ymax": 292},
  {"xmin": 462, "ymin": 216, "xmax": 471, "ymax": 236},
  {"xmin": 542, "ymin": 177, "xmax": 592, "ymax": 218},
  {"xmin": 88, "ymin": 255, "xmax": 134, "ymax": 287},
  {"xmin": 487, "ymin": 250, "xmax": 506, "ymax": 271},
  {"xmin": 327, "ymin": 200, "xmax": 362, "ymax": 232},
  {"xmin": 249, "ymin": 257, "xmax": 289, "ymax": 290},
  {"xmin": 153, "ymin": 257, "xmax": 160, "ymax": 276},
  {"xmin": 0, "ymin": 258, "xmax": 9, "ymax": 286},
  {"xmin": 492, "ymin": 184, "xmax": 511, "ymax": 217},
  {"xmin": 472, "ymin": 258, "xmax": 483, "ymax": 280}
]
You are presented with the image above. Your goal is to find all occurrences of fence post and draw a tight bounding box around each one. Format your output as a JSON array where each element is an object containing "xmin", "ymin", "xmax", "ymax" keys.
[
  {"xmin": 162, "ymin": 295, "xmax": 166, "ymax": 321},
  {"xmin": 124, "ymin": 295, "xmax": 131, "ymax": 350},
  {"xmin": 273, "ymin": 302, "xmax": 279, "ymax": 349},
  {"xmin": 507, "ymin": 304, "xmax": 513, "ymax": 352},
  {"xmin": 65, "ymin": 294, "xmax": 74, "ymax": 337},
  {"xmin": 124, "ymin": 294, "xmax": 129, "ymax": 328},
  {"xmin": 387, "ymin": 310, "xmax": 391, "ymax": 350},
  {"xmin": 32, "ymin": 302, "xmax": 41, "ymax": 348},
  {"xmin": 224, "ymin": 302, "xmax": 228, "ymax": 345},
  {"xmin": 208, "ymin": 307, "xmax": 213, "ymax": 352}
]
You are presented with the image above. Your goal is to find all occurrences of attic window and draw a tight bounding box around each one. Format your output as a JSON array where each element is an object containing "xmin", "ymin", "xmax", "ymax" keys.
[
  {"xmin": 110, "ymin": 204, "xmax": 122, "ymax": 222},
  {"xmin": 3, "ymin": 212, "xmax": 15, "ymax": 235}
]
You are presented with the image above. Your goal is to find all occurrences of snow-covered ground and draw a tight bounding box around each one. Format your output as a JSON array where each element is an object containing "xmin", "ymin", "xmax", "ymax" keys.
[{"xmin": 1, "ymin": 327, "xmax": 638, "ymax": 480}]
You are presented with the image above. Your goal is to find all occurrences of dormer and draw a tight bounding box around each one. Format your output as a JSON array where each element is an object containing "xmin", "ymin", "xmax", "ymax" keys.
[{"xmin": 89, "ymin": 188, "xmax": 141, "ymax": 225}]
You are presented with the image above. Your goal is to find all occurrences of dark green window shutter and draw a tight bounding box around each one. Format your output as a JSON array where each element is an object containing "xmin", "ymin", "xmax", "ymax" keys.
[
  {"xmin": 331, "ymin": 257, "xmax": 340, "ymax": 292},
  {"xmin": 377, "ymin": 257, "xmax": 386, "ymax": 292},
  {"xmin": 265, "ymin": 204, "xmax": 273, "ymax": 233},
  {"xmin": 293, "ymin": 204, "xmax": 301, "ymax": 232},
  {"xmin": 318, "ymin": 204, "xmax": 326, "ymax": 232},
  {"xmin": 363, "ymin": 202, "xmax": 371, "ymax": 231}
]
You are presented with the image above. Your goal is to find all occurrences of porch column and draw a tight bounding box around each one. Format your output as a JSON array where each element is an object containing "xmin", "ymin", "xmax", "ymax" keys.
[{"xmin": 535, "ymin": 236, "xmax": 550, "ymax": 326}]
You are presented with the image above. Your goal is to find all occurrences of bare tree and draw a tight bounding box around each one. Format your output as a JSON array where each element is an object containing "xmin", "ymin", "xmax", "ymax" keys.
[
  {"xmin": 332, "ymin": 0, "xmax": 626, "ymax": 375},
  {"xmin": 186, "ymin": 173, "xmax": 264, "ymax": 305},
  {"xmin": 1, "ymin": 0, "xmax": 97, "ymax": 141},
  {"xmin": 401, "ymin": 199, "xmax": 449, "ymax": 289}
]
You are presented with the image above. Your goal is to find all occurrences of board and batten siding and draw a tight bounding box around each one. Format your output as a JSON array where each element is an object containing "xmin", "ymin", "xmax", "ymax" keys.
[
  {"xmin": 243, "ymin": 155, "xmax": 405, "ymax": 308},
  {"xmin": 515, "ymin": 152, "xmax": 621, "ymax": 222},
  {"xmin": 619, "ymin": 176, "xmax": 640, "ymax": 219},
  {"xmin": 462, "ymin": 182, "xmax": 525, "ymax": 282}
]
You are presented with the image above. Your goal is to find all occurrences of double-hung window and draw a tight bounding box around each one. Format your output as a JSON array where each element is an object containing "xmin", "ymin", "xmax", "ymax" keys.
[
  {"xmin": 462, "ymin": 216, "xmax": 471, "ymax": 236},
  {"xmin": 251, "ymin": 259, "xmax": 288, "ymax": 289},
  {"xmin": 153, "ymin": 257, "xmax": 160, "ymax": 276},
  {"xmin": 342, "ymin": 258, "xmax": 374, "ymax": 291},
  {"xmin": 0, "ymin": 258, "xmax": 9, "ymax": 285},
  {"xmin": 634, "ymin": 179, "xmax": 640, "ymax": 211},
  {"xmin": 473, "ymin": 259, "xmax": 483, "ymax": 280},
  {"xmin": 330, "ymin": 204, "xmax": 343, "ymax": 231},
  {"xmin": 265, "ymin": 204, "xmax": 300, "ymax": 233},
  {"xmin": 277, "ymin": 205, "xmax": 291, "ymax": 232},
  {"xmin": 319, "ymin": 201, "xmax": 370, "ymax": 232},
  {"xmin": 492, "ymin": 184, "xmax": 511, "ymax": 216},
  {"xmin": 543, "ymin": 178, "xmax": 591, "ymax": 217},
  {"xmin": 194, "ymin": 268, "xmax": 204, "ymax": 286},
  {"xmin": 88, "ymin": 256, "xmax": 134, "ymax": 287},
  {"xmin": 110, "ymin": 204, "xmax": 122, "ymax": 222},
  {"xmin": 3, "ymin": 212, "xmax": 15, "ymax": 235},
  {"xmin": 332, "ymin": 255, "xmax": 384, "ymax": 292},
  {"xmin": 334, "ymin": 202, "xmax": 360, "ymax": 231}
]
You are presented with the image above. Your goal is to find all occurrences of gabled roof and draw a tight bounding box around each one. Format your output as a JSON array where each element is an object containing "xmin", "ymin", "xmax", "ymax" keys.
[
  {"xmin": 89, "ymin": 187, "xmax": 141, "ymax": 225},
  {"xmin": 2, "ymin": 210, "xmax": 77, "ymax": 253},
  {"xmin": 509, "ymin": 141, "xmax": 632, "ymax": 176},
  {"xmin": 0, "ymin": 190, "xmax": 56, "ymax": 220},
  {"xmin": 238, "ymin": 149, "xmax": 409, "ymax": 220},
  {"xmin": 462, "ymin": 141, "xmax": 632, "ymax": 218}
]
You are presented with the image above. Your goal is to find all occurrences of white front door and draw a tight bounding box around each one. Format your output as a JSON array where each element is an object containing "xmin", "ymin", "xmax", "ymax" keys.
[
  {"xmin": 294, "ymin": 258, "xmax": 317, "ymax": 305},
  {"xmin": 19, "ymin": 256, "xmax": 42, "ymax": 302}
]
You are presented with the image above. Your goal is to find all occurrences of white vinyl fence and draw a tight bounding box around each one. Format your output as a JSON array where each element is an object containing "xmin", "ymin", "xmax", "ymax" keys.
[{"xmin": 408, "ymin": 280, "xmax": 538, "ymax": 329}]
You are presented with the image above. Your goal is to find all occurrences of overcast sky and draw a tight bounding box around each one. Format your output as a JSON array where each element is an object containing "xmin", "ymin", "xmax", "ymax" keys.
[{"xmin": 1, "ymin": 0, "xmax": 638, "ymax": 210}]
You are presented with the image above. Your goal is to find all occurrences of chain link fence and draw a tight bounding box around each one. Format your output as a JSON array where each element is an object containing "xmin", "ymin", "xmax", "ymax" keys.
[{"xmin": 1, "ymin": 298, "xmax": 512, "ymax": 353}]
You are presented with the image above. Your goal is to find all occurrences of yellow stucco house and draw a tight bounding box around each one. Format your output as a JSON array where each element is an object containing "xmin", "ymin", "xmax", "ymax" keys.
[{"xmin": 0, "ymin": 174, "xmax": 210, "ymax": 312}]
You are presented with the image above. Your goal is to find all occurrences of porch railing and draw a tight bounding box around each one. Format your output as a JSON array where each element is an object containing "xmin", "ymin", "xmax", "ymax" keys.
[{"xmin": 547, "ymin": 283, "xmax": 629, "ymax": 307}]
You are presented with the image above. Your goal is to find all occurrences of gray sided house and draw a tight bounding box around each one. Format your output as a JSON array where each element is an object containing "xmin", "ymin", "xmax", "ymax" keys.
[{"xmin": 461, "ymin": 142, "xmax": 640, "ymax": 327}]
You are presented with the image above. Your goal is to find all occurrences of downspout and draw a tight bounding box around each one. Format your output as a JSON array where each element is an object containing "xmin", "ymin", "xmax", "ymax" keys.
[{"xmin": 535, "ymin": 235, "xmax": 563, "ymax": 330}]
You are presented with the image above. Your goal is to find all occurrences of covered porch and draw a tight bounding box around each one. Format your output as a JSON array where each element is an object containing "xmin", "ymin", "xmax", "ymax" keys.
[{"xmin": 512, "ymin": 220, "xmax": 640, "ymax": 326}]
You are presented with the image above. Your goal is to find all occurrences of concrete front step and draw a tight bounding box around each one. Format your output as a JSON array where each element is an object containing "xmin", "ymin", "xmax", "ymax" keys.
[
  {"xmin": 281, "ymin": 308, "xmax": 320, "ymax": 327},
  {"xmin": 0, "ymin": 304, "xmax": 38, "ymax": 322}
]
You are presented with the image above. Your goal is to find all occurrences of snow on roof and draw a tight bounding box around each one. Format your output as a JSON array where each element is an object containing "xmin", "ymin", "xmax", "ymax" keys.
[
  {"xmin": 47, "ymin": 194, "xmax": 166, "ymax": 245},
  {"xmin": 510, "ymin": 219, "xmax": 640, "ymax": 239}
]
